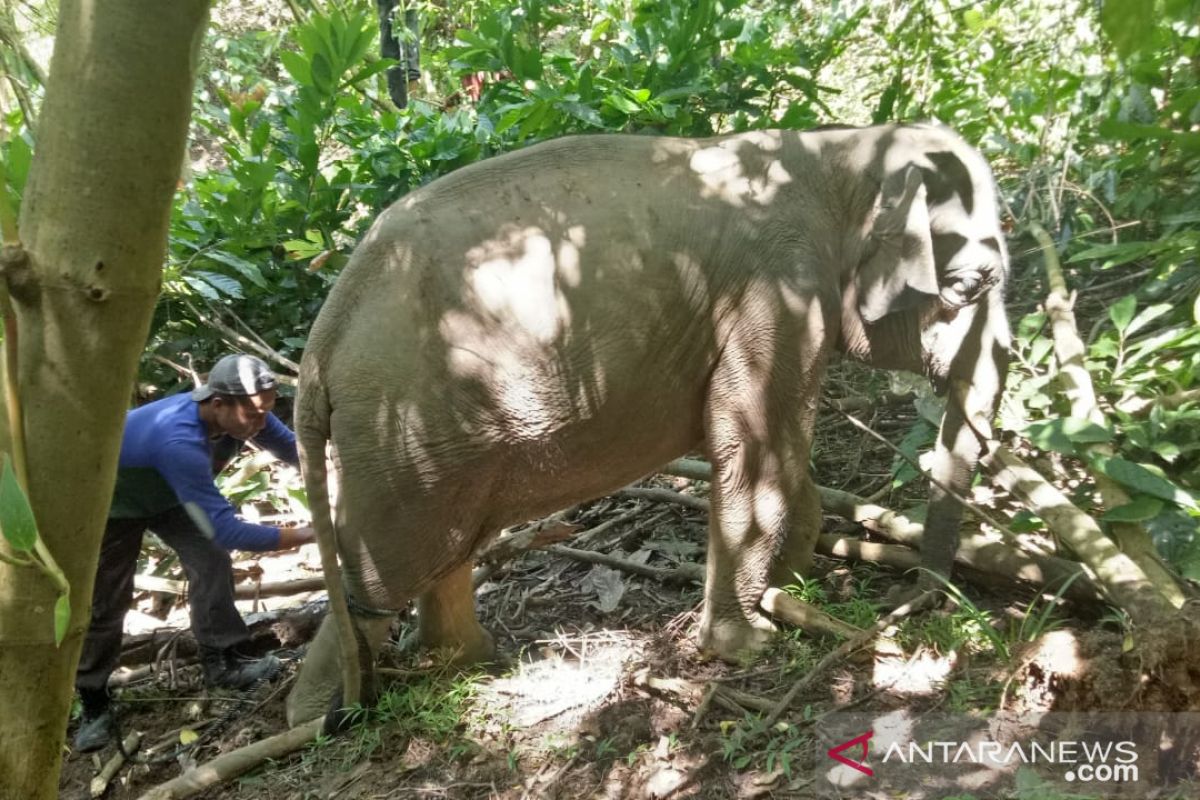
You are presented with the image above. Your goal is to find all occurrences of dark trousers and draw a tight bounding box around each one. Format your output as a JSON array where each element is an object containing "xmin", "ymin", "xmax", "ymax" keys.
[{"xmin": 75, "ymin": 506, "xmax": 250, "ymax": 692}]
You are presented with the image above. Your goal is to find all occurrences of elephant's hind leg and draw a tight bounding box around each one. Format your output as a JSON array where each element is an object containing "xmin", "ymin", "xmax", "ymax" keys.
[{"xmin": 417, "ymin": 561, "xmax": 495, "ymax": 664}]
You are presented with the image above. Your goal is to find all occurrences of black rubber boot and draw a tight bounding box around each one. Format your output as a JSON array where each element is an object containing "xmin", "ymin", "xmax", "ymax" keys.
[
  {"xmin": 73, "ymin": 688, "xmax": 114, "ymax": 753},
  {"xmin": 200, "ymin": 645, "xmax": 282, "ymax": 690}
]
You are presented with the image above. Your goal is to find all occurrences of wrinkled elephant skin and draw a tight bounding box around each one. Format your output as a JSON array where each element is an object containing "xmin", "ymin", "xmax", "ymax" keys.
[{"xmin": 287, "ymin": 124, "xmax": 1011, "ymax": 725}]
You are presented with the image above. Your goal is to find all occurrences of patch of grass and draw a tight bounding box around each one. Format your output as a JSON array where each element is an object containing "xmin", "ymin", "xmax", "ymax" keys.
[
  {"xmin": 297, "ymin": 667, "xmax": 485, "ymax": 773},
  {"xmin": 826, "ymin": 596, "xmax": 881, "ymax": 629},
  {"xmin": 782, "ymin": 575, "xmax": 827, "ymax": 606},
  {"xmin": 945, "ymin": 675, "xmax": 1003, "ymax": 713},
  {"xmin": 719, "ymin": 713, "xmax": 813, "ymax": 778}
]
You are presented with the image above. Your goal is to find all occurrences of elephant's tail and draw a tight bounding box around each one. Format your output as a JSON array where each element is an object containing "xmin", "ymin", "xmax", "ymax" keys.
[{"xmin": 296, "ymin": 368, "xmax": 365, "ymax": 719}]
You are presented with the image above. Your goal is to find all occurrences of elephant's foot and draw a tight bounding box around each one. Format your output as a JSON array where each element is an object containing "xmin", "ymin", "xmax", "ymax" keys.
[
  {"xmin": 286, "ymin": 613, "xmax": 393, "ymax": 727},
  {"xmin": 417, "ymin": 562, "xmax": 496, "ymax": 665},
  {"xmin": 697, "ymin": 605, "xmax": 776, "ymax": 664}
]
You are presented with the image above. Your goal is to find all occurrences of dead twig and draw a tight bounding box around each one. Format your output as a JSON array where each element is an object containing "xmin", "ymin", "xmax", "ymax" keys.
[
  {"xmin": 616, "ymin": 487, "xmax": 709, "ymax": 513},
  {"xmin": 546, "ymin": 545, "xmax": 704, "ymax": 584},
  {"xmin": 90, "ymin": 731, "xmax": 142, "ymax": 798},
  {"xmin": 761, "ymin": 591, "xmax": 938, "ymax": 729},
  {"xmin": 135, "ymin": 716, "xmax": 325, "ymax": 800}
]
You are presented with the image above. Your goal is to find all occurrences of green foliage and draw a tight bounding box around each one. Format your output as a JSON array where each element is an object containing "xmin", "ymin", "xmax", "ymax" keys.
[
  {"xmin": 720, "ymin": 710, "xmax": 812, "ymax": 775},
  {"xmin": 0, "ymin": 456, "xmax": 38, "ymax": 553},
  {"xmin": 0, "ymin": 455, "xmax": 70, "ymax": 644}
]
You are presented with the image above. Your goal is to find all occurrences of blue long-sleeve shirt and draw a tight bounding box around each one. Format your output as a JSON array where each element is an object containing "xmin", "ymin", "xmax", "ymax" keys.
[{"xmin": 108, "ymin": 392, "xmax": 299, "ymax": 551}]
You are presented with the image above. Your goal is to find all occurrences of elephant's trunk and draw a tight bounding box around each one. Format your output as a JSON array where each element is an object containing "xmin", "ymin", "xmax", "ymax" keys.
[{"xmin": 921, "ymin": 294, "xmax": 1010, "ymax": 586}]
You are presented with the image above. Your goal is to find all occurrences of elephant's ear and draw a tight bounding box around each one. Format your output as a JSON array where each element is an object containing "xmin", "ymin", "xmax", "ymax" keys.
[{"xmin": 856, "ymin": 164, "xmax": 940, "ymax": 324}]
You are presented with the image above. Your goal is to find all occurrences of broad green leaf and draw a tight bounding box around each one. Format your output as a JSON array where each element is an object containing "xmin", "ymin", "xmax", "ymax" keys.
[
  {"xmin": 344, "ymin": 59, "xmax": 396, "ymax": 88},
  {"xmin": 192, "ymin": 270, "xmax": 244, "ymax": 299},
  {"xmin": 1068, "ymin": 239, "xmax": 1162, "ymax": 266},
  {"xmin": 1108, "ymin": 295, "xmax": 1136, "ymax": 335},
  {"xmin": 6, "ymin": 133, "xmax": 32, "ymax": 194},
  {"xmin": 182, "ymin": 274, "xmax": 219, "ymax": 301},
  {"xmin": 0, "ymin": 455, "xmax": 38, "ymax": 553},
  {"xmin": 207, "ymin": 251, "xmax": 268, "ymax": 289},
  {"xmin": 279, "ymin": 50, "xmax": 312, "ymax": 88},
  {"xmin": 560, "ymin": 101, "xmax": 604, "ymax": 128},
  {"xmin": 1016, "ymin": 312, "xmax": 1047, "ymax": 342},
  {"xmin": 1125, "ymin": 303, "xmax": 1173, "ymax": 338},
  {"xmin": 1026, "ymin": 418, "xmax": 1113, "ymax": 454},
  {"xmin": 250, "ymin": 121, "xmax": 271, "ymax": 156},
  {"xmin": 1099, "ymin": 0, "xmax": 1156, "ymax": 58},
  {"xmin": 1101, "ymin": 495, "xmax": 1164, "ymax": 522},
  {"xmin": 54, "ymin": 592, "xmax": 70, "ymax": 646},
  {"xmin": 310, "ymin": 52, "xmax": 335, "ymax": 96},
  {"xmin": 1090, "ymin": 455, "xmax": 1199, "ymax": 511}
]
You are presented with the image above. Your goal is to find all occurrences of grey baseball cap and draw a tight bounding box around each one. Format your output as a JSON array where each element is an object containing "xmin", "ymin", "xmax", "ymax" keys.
[{"xmin": 191, "ymin": 354, "xmax": 278, "ymax": 401}]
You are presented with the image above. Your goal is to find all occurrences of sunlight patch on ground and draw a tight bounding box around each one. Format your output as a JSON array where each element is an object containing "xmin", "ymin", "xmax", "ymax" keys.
[
  {"xmin": 478, "ymin": 630, "xmax": 644, "ymax": 731},
  {"xmin": 873, "ymin": 637, "xmax": 957, "ymax": 696}
]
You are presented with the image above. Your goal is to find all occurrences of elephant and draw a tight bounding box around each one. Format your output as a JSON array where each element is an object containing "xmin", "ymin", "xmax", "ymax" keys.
[{"xmin": 285, "ymin": 122, "xmax": 1011, "ymax": 726}]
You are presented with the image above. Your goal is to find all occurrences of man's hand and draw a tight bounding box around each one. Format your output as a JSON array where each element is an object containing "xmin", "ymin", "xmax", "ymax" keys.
[{"xmin": 276, "ymin": 525, "xmax": 316, "ymax": 550}]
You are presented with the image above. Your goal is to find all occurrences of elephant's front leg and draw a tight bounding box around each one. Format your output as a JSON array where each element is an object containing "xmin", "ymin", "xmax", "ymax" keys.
[
  {"xmin": 697, "ymin": 307, "xmax": 828, "ymax": 662},
  {"xmin": 417, "ymin": 560, "xmax": 495, "ymax": 664}
]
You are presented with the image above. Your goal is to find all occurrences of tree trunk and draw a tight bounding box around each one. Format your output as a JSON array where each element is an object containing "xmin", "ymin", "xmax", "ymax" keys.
[{"xmin": 0, "ymin": 3, "xmax": 209, "ymax": 798}]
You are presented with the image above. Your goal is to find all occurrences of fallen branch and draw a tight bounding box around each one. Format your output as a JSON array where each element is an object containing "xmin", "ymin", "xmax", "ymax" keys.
[
  {"xmin": 635, "ymin": 671, "xmax": 776, "ymax": 715},
  {"xmin": 1031, "ymin": 222, "xmax": 1188, "ymax": 609},
  {"xmin": 136, "ymin": 716, "xmax": 325, "ymax": 800},
  {"xmin": 815, "ymin": 533, "xmax": 1103, "ymax": 604},
  {"xmin": 983, "ymin": 443, "xmax": 1175, "ymax": 623},
  {"xmin": 91, "ymin": 731, "xmax": 142, "ymax": 798},
  {"xmin": 616, "ymin": 487, "xmax": 709, "ymax": 513},
  {"xmin": 761, "ymin": 591, "xmax": 937, "ymax": 728},
  {"xmin": 660, "ymin": 458, "xmax": 712, "ymax": 483},
  {"xmin": 662, "ymin": 461, "xmax": 1101, "ymax": 602},
  {"xmin": 476, "ymin": 517, "xmax": 581, "ymax": 565},
  {"xmin": 760, "ymin": 588, "xmax": 864, "ymax": 639},
  {"xmin": 545, "ymin": 545, "xmax": 704, "ymax": 585}
]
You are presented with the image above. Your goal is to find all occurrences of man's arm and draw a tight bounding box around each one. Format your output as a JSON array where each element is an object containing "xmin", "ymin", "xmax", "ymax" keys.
[
  {"xmin": 155, "ymin": 436, "xmax": 284, "ymax": 551},
  {"xmin": 253, "ymin": 413, "xmax": 299, "ymax": 466}
]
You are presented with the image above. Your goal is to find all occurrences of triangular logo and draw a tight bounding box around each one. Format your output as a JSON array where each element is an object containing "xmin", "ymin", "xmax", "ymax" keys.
[{"xmin": 827, "ymin": 730, "xmax": 874, "ymax": 776}]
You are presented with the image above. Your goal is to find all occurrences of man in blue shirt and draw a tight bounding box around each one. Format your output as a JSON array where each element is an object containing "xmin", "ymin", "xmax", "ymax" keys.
[{"xmin": 73, "ymin": 354, "xmax": 316, "ymax": 752}]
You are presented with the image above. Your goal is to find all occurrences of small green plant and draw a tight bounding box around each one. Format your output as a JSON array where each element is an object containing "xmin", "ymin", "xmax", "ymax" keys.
[
  {"xmin": 782, "ymin": 575, "xmax": 827, "ymax": 606},
  {"xmin": 593, "ymin": 737, "xmax": 617, "ymax": 760},
  {"xmin": 719, "ymin": 713, "xmax": 812, "ymax": 775},
  {"xmin": 946, "ymin": 676, "xmax": 1003, "ymax": 713},
  {"xmin": 826, "ymin": 596, "xmax": 881, "ymax": 629}
]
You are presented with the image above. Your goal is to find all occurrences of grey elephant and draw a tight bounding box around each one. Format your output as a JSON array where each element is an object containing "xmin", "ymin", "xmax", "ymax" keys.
[{"xmin": 286, "ymin": 123, "xmax": 1011, "ymax": 725}]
